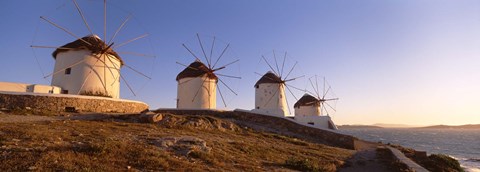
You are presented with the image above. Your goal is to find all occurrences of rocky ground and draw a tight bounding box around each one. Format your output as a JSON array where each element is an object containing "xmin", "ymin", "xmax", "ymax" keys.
[
  {"xmin": 0, "ymin": 112, "xmax": 355, "ymax": 171},
  {"xmin": 0, "ymin": 110, "xmax": 460, "ymax": 171}
]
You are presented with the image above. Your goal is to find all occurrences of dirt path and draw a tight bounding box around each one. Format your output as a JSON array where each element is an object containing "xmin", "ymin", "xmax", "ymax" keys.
[{"xmin": 339, "ymin": 140, "xmax": 390, "ymax": 172}]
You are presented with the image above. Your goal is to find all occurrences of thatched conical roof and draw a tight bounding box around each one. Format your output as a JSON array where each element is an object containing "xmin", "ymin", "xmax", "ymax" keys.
[
  {"xmin": 52, "ymin": 35, "xmax": 123, "ymax": 65},
  {"xmin": 294, "ymin": 93, "xmax": 320, "ymax": 108},
  {"xmin": 254, "ymin": 71, "xmax": 283, "ymax": 87},
  {"xmin": 176, "ymin": 60, "xmax": 218, "ymax": 81}
]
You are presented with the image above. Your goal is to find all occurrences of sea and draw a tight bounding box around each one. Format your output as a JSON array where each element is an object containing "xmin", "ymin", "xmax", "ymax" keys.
[{"xmin": 338, "ymin": 128, "xmax": 480, "ymax": 171}]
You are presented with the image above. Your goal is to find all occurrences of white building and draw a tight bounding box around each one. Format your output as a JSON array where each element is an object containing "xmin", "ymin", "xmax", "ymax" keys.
[
  {"xmin": 51, "ymin": 35, "xmax": 122, "ymax": 98},
  {"xmin": 176, "ymin": 60, "xmax": 217, "ymax": 109},
  {"xmin": 252, "ymin": 71, "xmax": 288, "ymax": 117},
  {"xmin": 0, "ymin": 82, "xmax": 61, "ymax": 94},
  {"xmin": 293, "ymin": 94, "xmax": 337, "ymax": 130}
]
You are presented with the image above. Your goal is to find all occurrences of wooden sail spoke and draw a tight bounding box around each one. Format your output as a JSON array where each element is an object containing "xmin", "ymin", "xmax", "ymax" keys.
[
  {"xmin": 191, "ymin": 77, "xmax": 208, "ymax": 102},
  {"xmin": 108, "ymin": 15, "xmax": 131, "ymax": 44},
  {"xmin": 116, "ymin": 51, "xmax": 156, "ymax": 58},
  {"xmin": 216, "ymin": 73, "xmax": 241, "ymax": 79},
  {"xmin": 114, "ymin": 34, "xmax": 148, "ymax": 48},
  {"xmin": 182, "ymin": 43, "xmax": 201, "ymax": 61},
  {"xmin": 72, "ymin": 0, "xmax": 93, "ymax": 35},
  {"xmin": 218, "ymin": 78, "xmax": 237, "ymax": 95},
  {"xmin": 196, "ymin": 33, "xmax": 211, "ymax": 67},
  {"xmin": 217, "ymin": 84, "xmax": 227, "ymax": 107},
  {"xmin": 40, "ymin": 16, "xmax": 92, "ymax": 46},
  {"xmin": 212, "ymin": 43, "xmax": 229, "ymax": 68},
  {"xmin": 262, "ymin": 55, "xmax": 279, "ymax": 77},
  {"xmin": 124, "ymin": 64, "xmax": 151, "ymax": 79}
]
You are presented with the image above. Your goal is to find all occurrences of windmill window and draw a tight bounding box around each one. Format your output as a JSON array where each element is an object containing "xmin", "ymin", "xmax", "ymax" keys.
[
  {"xmin": 308, "ymin": 122, "xmax": 314, "ymax": 125},
  {"xmin": 65, "ymin": 68, "xmax": 71, "ymax": 75},
  {"xmin": 61, "ymin": 90, "xmax": 68, "ymax": 94},
  {"xmin": 256, "ymin": 106, "xmax": 260, "ymax": 109},
  {"xmin": 255, "ymin": 85, "xmax": 259, "ymax": 89}
]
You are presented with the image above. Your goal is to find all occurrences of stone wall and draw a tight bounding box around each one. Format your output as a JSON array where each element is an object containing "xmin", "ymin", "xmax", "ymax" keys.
[
  {"xmin": 153, "ymin": 109, "xmax": 357, "ymax": 150},
  {"xmin": 0, "ymin": 92, "xmax": 148, "ymax": 113}
]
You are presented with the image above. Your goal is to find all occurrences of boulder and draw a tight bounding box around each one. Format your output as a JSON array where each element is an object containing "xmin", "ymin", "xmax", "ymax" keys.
[
  {"xmin": 139, "ymin": 112, "xmax": 164, "ymax": 123},
  {"xmin": 155, "ymin": 136, "xmax": 211, "ymax": 157}
]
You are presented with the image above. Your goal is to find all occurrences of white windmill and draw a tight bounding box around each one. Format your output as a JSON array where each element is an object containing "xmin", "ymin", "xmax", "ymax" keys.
[
  {"xmin": 176, "ymin": 34, "xmax": 240, "ymax": 109},
  {"xmin": 31, "ymin": 0, "xmax": 154, "ymax": 99},
  {"xmin": 294, "ymin": 76, "xmax": 338, "ymax": 130},
  {"xmin": 252, "ymin": 51, "xmax": 305, "ymax": 118}
]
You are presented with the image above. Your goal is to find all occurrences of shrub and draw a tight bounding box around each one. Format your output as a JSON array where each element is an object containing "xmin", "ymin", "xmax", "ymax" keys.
[
  {"xmin": 428, "ymin": 154, "xmax": 463, "ymax": 172},
  {"xmin": 79, "ymin": 90, "xmax": 112, "ymax": 98}
]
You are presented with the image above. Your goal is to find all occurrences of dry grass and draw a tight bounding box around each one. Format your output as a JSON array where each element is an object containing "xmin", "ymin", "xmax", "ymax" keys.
[{"xmin": 0, "ymin": 114, "xmax": 354, "ymax": 171}]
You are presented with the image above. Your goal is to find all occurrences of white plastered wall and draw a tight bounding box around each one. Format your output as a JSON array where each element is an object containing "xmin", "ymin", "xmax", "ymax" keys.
[
  {"xmin": 0, "ymin": 82, "xmax": 60, "ymax": 94},
  {"xmin": 51, "ymin": 50, "xmax": 121, "ymax": 98},
  {"xmin": 177, "ymin": 75, "xmax": 217, "ymax": 109},
  {"xmin": 26, "ymin": 84, "xmax": 61, "ymax": 94},
  {"xmin": 253, "ymin": 83, "xmax": 288, "ymax": 117},
  {"xmin": 0, "ymin": 82, "xmax": 29, "ymax": 92},
  {"xmin": 294, "ymin": 105, "xmax": 321, "ymax": 117},
  {"xmin": 294, "ymin": 106, "xmax": 338, "ymax": 130}
]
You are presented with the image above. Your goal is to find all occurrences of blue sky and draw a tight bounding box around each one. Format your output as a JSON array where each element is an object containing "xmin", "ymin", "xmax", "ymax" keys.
[{"xmin": 1, "ymin": 0, "xmax": 479, "ymax": 125}]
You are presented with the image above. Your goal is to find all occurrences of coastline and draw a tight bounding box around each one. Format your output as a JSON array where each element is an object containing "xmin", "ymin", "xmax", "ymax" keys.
[{"xmin": 339, "ymin": 127, "xmax": 480, "ymax": 171}]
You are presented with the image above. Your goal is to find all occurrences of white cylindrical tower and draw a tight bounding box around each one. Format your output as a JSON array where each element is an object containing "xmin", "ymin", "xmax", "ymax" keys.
[
  {"xmin": 176, "ymin": 61, "xmax": 217, "ymax": 109},
  {"xmin": 253, "ymin": 71, "xmax": 288, "ymax": 117},
  {"xmin": 294, "ymin": 94, "xmax": 321, "ymax": 117},
  {"xmin": 51, "ymin": 35, "xmax": 123, "ymax": 98}
]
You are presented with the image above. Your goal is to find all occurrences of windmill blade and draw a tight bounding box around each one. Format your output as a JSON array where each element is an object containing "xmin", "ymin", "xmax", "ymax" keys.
[
  {"xmin": 209, "ymin": 36, "xmax": 216, "ymax": 68},
  {"xmin": 114, "ymin": 34, "xmax": 148, "ymax": 48},
  {"xmin": 116, "ymin": 51, "xmax": 156, "ymax": 58},
  {"xmin": 285, "ymin": 84, "xmax": 298, "ymax": 101},
  {"xmin": 108, "ymin": 14, "xmax": 131, "ymax": 44},
  {"xmin": 124, "ymin": 64, "xmax": 151, "ymax": 80},
  {"xmin": 72, "ymin": 0, "xmax": 93, "ymax": 35},
  {"xmin": 262, "ymin": 55, "xmax": 279, "ymax": 76},
  {"xmin": 322, "ymin": 102, "xmax": 330, "ymax": 116},
  {"xmin": 284, "ymin": 75, "xmax": 305, "ymax": 82},
  {"xmin": 284, "ymin": 61, "xmax": 298, "ymax": 81},
  {"xmin": 273, "ymin": 50, "xmax": 281, "ymax": 77},
  {"xmin": 218, "ymin": 78, "xmax": 237, "ymax": 95},
  {"xmin": 216, "ymin": 73, "xmax": 241, "ymax": 79},
  {"xmin": 30, "ymin": 45, "xmax": 75, "ymax": 50},
  {"xmin": 43, "ymin": 58, "xmax": 89, "ymax": 78},
  {"xmin": 120, "ymin": 72, "xmax": 136, "ymax": 96},
  {"xmin": 212, "ymin": 43, "xmax": 229, "ymax": 68},
  {"xmin": 322, "ymin": 77, "xmax": 325, "ymax": 98},
  {"xmin": 105, "ymin": 54, "xmax": 122, "ymax": 85},
  {"xmin": 323, "ymin": 98, "xmax": 339, "ymax": 101},
  {"xmin": 196, "ymin": 33, "xmax": 211, "ymax": 67},
  {"xmin": 324, "ymin": 101, "xmax": 337, "ymax": 112},
  {"xmin": 308, "ymin": 77, "xmax": 319, "ymax": 98},
  {"xmin": 281, "ymin": 51, "xmax": 287, "ymax": 77},
  {"xmin": 263, "ymin": 84, "xmax": 280, "ymax": 107},
  {"xmin": 103, "ymin": 0, "xmax": 107, "ymax": 42},
  {"xmin": 285, "ymin": 83, "xmax": 306, "ymax": 93},
  {"xmin": 217, "ymin": 84, "xmax": 227, "ymax": 107},
  {"xmin": 213, "ymin": 59, "xmax": 239, "ymax": 71},
  {"xmin": 323, "ymin": 86, "xmax": 332, "ymax": 99},
  {"xmin": 96, "ymin": 54, "xmax": 123, "ymax": 89},
  {"xmin": 40, "ymin": 16, "xmax": 92, "ymax": 46},
  {"xmin": 285, "ymin": 90, "xmax": 292, "ymax": 116},
  {"xmin": 182, "ymin": 43, "xmax": 201, "ymax": 61},
  {"xmin": 191, "ymin": 76, "xmax": 208, "ymax": 102},
  {"xmin": 77, "ymin": 58, "xmax": 102, "ymax": 94}
]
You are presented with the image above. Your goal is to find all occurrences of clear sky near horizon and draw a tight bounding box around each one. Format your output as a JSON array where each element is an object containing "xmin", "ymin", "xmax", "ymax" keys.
[{"xmin": 0, "ymin": 0, "xmax": 479, "ymax": 126}]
